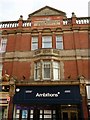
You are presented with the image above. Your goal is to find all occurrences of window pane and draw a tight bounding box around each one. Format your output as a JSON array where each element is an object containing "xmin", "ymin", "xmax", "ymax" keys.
[
  {"xmin": 43, "ymin": 62, "xmax": 51, "ymax": 79},
  {"xmin": 16, "ymin": 109, "xmax": 20, "ymax": 118},
  {"xmin": 44, "ymin": 115, "xmax": 51, "ymax": 118},
  {"xmin": 16, "ymin": 114, "xmax": 19, "ymax": 118},
  {"xmin": 30, "ymin": 110, "xmax": 34, "ymax": 118},
  {"xmin": 44, "ymin": 110, "xmax": 52, "ymax": 118},
  {"xmin": 44, "ymin": 110, "xmax": 51, "ymax": 114},
  {"xmin": 53, "ymin": 61, "xmax": 59, "ymax": 68},
  {"xmin": 53, "ymin": 62, "xmax": 60, "ymax": 80},
  {"xmin": 42, "ymin": 36, "xmax": 52, "ymax": 48},
  {"xmin": 30, "ymin": 115, "xmax": 33, "ymax": 118},
  {"xmin": 44, "ymin": 68, "xmax": 50, "ymax": 78},
  {"xmin": 34, "ymin": 62, "xmax": 40, "ymax": 80},
  {"xmin": 31, "ymin": 37, "xmax": 38, "ymax": 50},
  {"xmin": 43, "ymin": 42, "xmax": 51, "ymax": 48},
  {"xmin": 53, "ymin": 69, "xmax": 59, "ymax": 80},
  {"xmin": 16, "ymin": 109, "xmax": 20, "ymax": 114},
  {"xmin": 56, "ymin": 36, "xmax": 63, "ymax": 49},
  {"xmin": 22, "ymin": 110, "xmax": 28, "ymax": 118},
  {"xmin": 86, "ymin": 86, "xmax": 90, "ymax": 99}
]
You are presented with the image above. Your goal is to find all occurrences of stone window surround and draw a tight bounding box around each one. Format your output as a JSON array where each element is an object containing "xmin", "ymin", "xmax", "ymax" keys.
[{"xmin": 33, "ymin": 59, "xmax": 64, "ymax": 81}]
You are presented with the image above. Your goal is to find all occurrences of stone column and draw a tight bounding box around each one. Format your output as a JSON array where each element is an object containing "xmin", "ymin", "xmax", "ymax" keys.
[
  {"xmin": 52, "ymin": 32, "xmax": 56, "ymax": 49},
  {"xmin": 51, "ymin": 59, "xmax": 53, "ymax": 81},
  {"xmin": 8, "ymin": 77, "xmax": 15, "ymax": 119},
  {"xmin": 38, "ymin": 32, "xmax": 42, "ymax": 49}
]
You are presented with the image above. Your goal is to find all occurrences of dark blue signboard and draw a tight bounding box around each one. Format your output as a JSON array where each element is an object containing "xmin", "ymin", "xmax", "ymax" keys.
[{"xmin": 13, "ymin": 85, "xmax": 82, "ymax": 104}]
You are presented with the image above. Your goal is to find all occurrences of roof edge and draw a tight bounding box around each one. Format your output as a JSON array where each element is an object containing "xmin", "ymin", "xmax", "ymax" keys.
[{"xmin": 28, "ymin": 6, "xmax": 66, "ymax": 17}]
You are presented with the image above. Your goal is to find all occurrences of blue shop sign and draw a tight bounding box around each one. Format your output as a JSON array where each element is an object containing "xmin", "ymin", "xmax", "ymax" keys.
[{"xmin": 13, "ymin": 85, "xmax": 82, "ymax": 104}]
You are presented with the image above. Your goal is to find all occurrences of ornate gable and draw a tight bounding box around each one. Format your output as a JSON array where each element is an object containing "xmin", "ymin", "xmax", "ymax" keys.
[{"xmin": 29, "ymin": 6, "xmax": 66, "ymax": 17}]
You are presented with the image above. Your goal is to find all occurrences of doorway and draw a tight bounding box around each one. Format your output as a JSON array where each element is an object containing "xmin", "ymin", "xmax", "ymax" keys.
[
  {"xmin": 61, "ymin": 105, "xmax": 79, "ymax": 120},
  {"xmin": 62, "ymin": 111, "xmax": 78, "ymax": 120}
]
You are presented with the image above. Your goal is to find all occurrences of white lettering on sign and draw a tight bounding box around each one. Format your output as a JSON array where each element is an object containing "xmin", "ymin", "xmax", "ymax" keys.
[
  {"xmin": 34, "ymin": 20, "xmax": 60, "ymax": 26},
  {"xmin": 36, "ymin": 92, "xmax": 60, "ymax": 98},
  {"xmin": 64, "ymin": 90, "xmax": 71, "ymax": 93},
  {"xmin": 25, "ymin": 90, "xmax": 32, "ymax": 93}
]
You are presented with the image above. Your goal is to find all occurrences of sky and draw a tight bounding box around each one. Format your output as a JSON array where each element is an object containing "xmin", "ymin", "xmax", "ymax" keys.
[{"xmin": 0, "ymin": 0, "xmax": 90, "ymax": 21}]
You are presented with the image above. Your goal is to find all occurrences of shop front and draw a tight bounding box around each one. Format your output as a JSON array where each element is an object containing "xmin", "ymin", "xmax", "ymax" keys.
[{"xmin": 13, "ymin": 85, "xmax": 83, "ymax": 120}]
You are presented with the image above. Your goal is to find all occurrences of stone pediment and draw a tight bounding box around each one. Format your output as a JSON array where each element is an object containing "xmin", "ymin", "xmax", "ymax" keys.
[{"xmin": 29, "ymin": 6, "xmax": 66, "ymax": 17}]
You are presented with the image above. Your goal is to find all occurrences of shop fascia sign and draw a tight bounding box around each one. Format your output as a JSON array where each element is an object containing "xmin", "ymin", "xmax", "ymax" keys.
[
  {"xmin": 35, "ymin": 92, "xmax": 60, "ymax": 97},
  {"xmin": 25, "ymin": 90, "xmax": 60, "ymax": 97},
  {"xmin": 16, "ymin": 88, "xmax": 71, "ymax": 98}
]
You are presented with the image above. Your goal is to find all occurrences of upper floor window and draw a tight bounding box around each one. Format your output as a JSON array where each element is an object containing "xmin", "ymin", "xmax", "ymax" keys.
[
  {"xmin": 0, "ymin": 38, "xmax": 7, "ymax": 53},
  {"xmin": 34, "ymin": 60, "xmax": 60, "ymax": 81},
  {"xmin": 34, "ymin": 62, "xmax": 40, "ymax": 80},
  {"xmin": 31, "ymin": 36, "xmax": 38, "ymax": 50},
  {"xmin": 56, "ymin": 35, "xmax": 63, "ymax": 49},
  {"xmin": 53, "ymin": 61, "xmax": 60, "ymax": 80},
  {"xmin": 42, "ymin": 61, "xmax": 51, "ymax": 79},
  {"xmin": 42, "ymin": 36, "xmax": 52, "ymax": 48},
  {"xmin": 31, "ymin": 35, "xmax": 63, "ymax": 50}
]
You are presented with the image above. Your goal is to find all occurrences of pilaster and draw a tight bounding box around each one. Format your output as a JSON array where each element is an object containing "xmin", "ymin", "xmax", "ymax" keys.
[
  {"xmin": 8, "ymin": 77, "xmax": 16, "ymax": 119},
  {"xmin": 79, "ymin": 76, "xmax": 88, "ymax": 119}
]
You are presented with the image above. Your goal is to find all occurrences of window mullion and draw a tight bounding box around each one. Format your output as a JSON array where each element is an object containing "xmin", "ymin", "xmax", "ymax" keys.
[
  {"xmin": 40, "ymin": 60, "xmax": 43, "ymax": 81},
  {"xmin": 51, "ymin": 60, "xmax": 53, "ymax": 81}
]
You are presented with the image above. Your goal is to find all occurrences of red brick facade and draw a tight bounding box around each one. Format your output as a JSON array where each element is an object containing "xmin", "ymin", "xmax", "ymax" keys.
[
  {"xmin": 0, "ymin": 6, "xmax": 90, "ymax": 119},
  {"xmin": 2, "ymin": 31, "xmax": 89, "ymax": 80}
]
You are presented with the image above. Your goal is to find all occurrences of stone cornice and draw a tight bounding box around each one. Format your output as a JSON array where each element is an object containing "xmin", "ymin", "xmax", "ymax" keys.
[
  {"xmin": 16, "ymin": 80, "xmax": 80, "ymax": 86},
  {"xmin": 2, "ymin": 49, "xmax": 89, "ymax": 62},
  {"xmin": 1, "ymin": 26, "xmax": 89, "ymax": 35}
]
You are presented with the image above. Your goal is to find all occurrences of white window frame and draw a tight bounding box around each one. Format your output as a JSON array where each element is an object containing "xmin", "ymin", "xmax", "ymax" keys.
[
  {"xmin": 31, "ymin": 36, "xmax": 38, "ymax": 50},
  {"xmin": 86, "ymin": 85, "xmax": 90, "ymax": 99},
  {"xmin": 56, "ymin": 35, "xmax": 63, "ymax": 49},
  {"xmin": 53, "ymin": 61, "xmax": 60, "ymax": 80},
  {"xmin": 42, "ymin": 36, "xmax": 52, "ymax": 48},
  {"xmin": 42, "ymin": 61, "xmax": 51, "ymax": 80},
  {"xmin": 34, "ymin": 62, "xmax": 40, "ymax": 81},
  {"xmin": 0, "ymin": 38, "xmax": 7, "ymax": 53},
  {"xmin": 16, "ymin": 109, "xmax": 20, "ymax": 118},
  {"xmin": 34, "ymin": 60, "xmax": 61, "ymax": 81}
]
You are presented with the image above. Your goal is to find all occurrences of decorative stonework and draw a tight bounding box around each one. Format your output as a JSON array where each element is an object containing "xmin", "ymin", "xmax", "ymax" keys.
[
  {"xmin": 79, "ymin": 76, "xmax": 86, "ymax": 96},
  {"xmin": 29, "ymin": 6, "xmax": 66, "ymax": 17},
  {"xmin": 42, "ymin": 49, "xmax": 51, "ymax": 53},
  {"xmin": 3, "ymin": 49, "xmax": 89, "ymax": 61},
  {"xmin": 33, "ymin": 20, "xmax": 60, "ymax": 26},
  {"xmin": 53, "ymin": 49, "xmax": 59, "ymax": 54}
]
